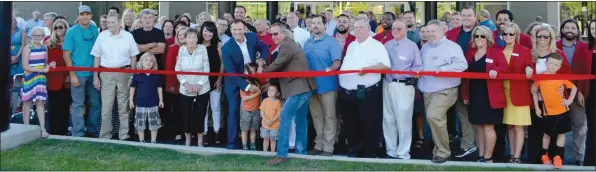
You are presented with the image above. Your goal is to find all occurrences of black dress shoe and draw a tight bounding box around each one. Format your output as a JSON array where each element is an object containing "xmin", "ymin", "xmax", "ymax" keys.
[
  {"xmin": 386, "ymin": 155, "xmax": 398, "ymax": 159},
  {"xmin": 576, "ymin": 161, "xmax": 583, "ymax": 166},
  {"xmin": 432, "ymin": 156, "xmax": 449, "ymax": 163}
]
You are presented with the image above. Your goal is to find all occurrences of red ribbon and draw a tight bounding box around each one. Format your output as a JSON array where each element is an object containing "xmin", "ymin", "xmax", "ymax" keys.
[{"xmin": 50, "ymin": 67, "xmax": 596, "ymax": 81}]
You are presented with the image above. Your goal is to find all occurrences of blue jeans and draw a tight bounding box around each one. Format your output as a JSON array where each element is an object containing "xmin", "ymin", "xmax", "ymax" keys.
[
  {"xmin": 276, "ymin": 91, "xmax": 312, "ymax": 158},
  {"xmin": 70, "ymin": 75, "xmax": 101, "ymax": 137}
]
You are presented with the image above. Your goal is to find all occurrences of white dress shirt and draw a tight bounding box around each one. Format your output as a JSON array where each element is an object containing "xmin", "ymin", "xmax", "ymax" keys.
[
  {"xmin": 293, "ymin": 26, "xmax": 310, "ymax": 48},
  {"xmin": 91, "ymin": 29, "xmax": 140, "ymax": 68},
  {"xmin": 235, "ymin": 36, "xmax": 252, "ymax": 65},
  {"xmin": 339, "ymin": 36, "xmax": 391, "ymax": 90},
  {"xmin": 175, "ymin": 45, "xmax": 211, "ymax": 96}
]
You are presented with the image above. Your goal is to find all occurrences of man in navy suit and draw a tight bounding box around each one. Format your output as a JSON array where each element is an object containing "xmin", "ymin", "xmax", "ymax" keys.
[{"xmin": 221, "ymin": 19, "xmax": 269, "ymax": 149}]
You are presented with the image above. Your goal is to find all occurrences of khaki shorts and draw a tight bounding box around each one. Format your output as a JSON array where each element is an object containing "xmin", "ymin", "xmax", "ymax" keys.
[
  {"xmin": 260, "ymin": 127, "xmax": 279, "ymax": 140},
  {"xmin": 240, "ymin": 110, "xmax": 260, "ymax": 131}
]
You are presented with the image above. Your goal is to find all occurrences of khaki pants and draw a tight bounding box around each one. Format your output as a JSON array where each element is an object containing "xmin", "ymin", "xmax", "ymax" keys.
[
  {"xmin": 570, "ymin": 102, "xmax": 587, "ymax": 161},
  {"xmin": 99, "ymin": 72, "xmax": 131, "ymax": 140},
  {"xmin": 454, "ymin": 99, "xmax": 476, "ymax": 149},
  {"xmin": 424, "ymin": 87, "xmax": 458, "ymax": 158},
  {"xmin": 310, "ymin": 91, "xmax": 338, "ymax": 152}
]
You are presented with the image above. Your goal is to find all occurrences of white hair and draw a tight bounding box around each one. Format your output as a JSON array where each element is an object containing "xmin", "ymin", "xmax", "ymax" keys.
[
  {"xmin": 480, "ymin": 9, "xmax": 490, "ymax": 18},
  {"xmin": 139, "ymin": 9, "xmax": 156, "ymax": 17}
]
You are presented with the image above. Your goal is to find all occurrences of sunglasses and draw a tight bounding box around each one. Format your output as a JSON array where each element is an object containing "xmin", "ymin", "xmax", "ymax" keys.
[
  {"xmin": 502, "ymin": 32, "xmax": 515, "ymax": 37},
  {"xmin": 536, "ymin": 35, "xmax": 551, "ymax": 39},
  {"xmin": 474, "ymin": 35, "xmax": 486, "ymax": 39},
  {"xmin": 54, "ymin": 26, "xmax": 65, "ymax": 30}
]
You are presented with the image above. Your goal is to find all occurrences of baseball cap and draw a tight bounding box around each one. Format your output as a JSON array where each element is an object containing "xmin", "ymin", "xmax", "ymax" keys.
[{"xmin": 79, "ymin": 5, "xmax": 92, "ymax": 14}]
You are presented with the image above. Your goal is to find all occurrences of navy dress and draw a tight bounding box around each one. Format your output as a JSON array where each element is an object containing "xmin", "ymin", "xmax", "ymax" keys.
[{"xmin": 467, "ymin": 55, "xmax": 504, "ymax": 125}]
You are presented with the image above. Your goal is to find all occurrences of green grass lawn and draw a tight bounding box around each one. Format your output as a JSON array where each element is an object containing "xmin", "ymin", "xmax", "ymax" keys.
[{"xmin": 1, "ymin": 139, "xmax": 529, "ymax": 171}]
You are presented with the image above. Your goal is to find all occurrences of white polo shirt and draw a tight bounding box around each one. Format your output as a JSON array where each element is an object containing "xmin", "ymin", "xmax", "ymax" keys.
[
  {"xmin": 293, "ymin": 26, "xmax": 310, "ymax": 48},
  {"xmin": 91, "ymin": 29, "xmax": 140, "ymax": 68},
  {"xmin": 339, "ymin": 36, "xmax": 391, "ymax": 90}
]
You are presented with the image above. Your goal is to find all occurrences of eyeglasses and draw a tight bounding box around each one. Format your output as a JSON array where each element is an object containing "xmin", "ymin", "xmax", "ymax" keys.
[
  {"xmin": 536, "ymin": 35, "xmax": 551, "ymax": 39},
  {"xmin": 271, "ymin": 32, "xmax": 280, "ymax": 36},
  {"xmin": 54, "ymin": 26, "xmax": 65, "ymax": 30},
  {"xmin": 474, "ymin": 35, "xmax": 486, "ymax": 39},
  {"xmin": 502, "ymin": 32, "xmax": 516, "ymax": 37}
]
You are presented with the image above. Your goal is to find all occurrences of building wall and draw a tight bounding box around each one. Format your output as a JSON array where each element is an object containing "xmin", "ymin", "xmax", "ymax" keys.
[
  {"xmin": 167, "ymin": 2, "xmax": 207, "ymax": 22},
  {"xmin": 509, "ymin": 1, "xmax": 560, "ymax": 32},
  {"xmin": 82, "ymin": 1, "xmax": 126, "ymax": 23},
  {"xmin": 13, "ymin": 1, "xmax": 80, "ymax": 24}
]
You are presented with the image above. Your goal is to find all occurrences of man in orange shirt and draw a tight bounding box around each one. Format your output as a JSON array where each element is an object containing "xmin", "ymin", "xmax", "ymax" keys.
[{"xmin": 531, "ymin": 53, "xmax": 577, "ymax": 169}]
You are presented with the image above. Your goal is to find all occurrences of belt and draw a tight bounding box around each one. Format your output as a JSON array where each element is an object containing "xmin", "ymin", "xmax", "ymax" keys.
[
  {"xmin": 391, "ymin": 79, "xmax": 407, "ymax": 83},
  {"xmin": 100, "ymin": 65, "xmax": 131, "ymax": 69},
  {"xmin": 344, "ymin": 83, "xmax": 379, "ymax": 95}
]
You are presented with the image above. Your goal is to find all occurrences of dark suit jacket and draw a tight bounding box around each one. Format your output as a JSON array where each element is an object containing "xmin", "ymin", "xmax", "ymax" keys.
[
  {"xmin": 221, "ymin": 32, "xmax": 269, "ymax": 93},
  {"xmin": 263, "ymin": 37, "xmax": 316, "ymax": 98}
]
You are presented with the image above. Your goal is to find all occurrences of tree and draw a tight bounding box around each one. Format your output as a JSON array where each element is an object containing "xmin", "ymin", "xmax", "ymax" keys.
[{"xmin": 125, "ymin": 1, "xmax": 158, "ymax": 15}]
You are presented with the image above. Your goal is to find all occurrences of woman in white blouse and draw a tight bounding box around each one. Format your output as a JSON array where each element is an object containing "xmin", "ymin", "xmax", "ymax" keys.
[{"xmin": 175, "ymin": 28, "xmax": 211, "ymax": 147}]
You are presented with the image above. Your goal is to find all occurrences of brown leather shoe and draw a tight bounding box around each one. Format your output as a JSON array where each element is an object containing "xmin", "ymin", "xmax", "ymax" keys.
[{"xmin": 266, "ymin": 156, "xmax": 288, "ymax": 166}]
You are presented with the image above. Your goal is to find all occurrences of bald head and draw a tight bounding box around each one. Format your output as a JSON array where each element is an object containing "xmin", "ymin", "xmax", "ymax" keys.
[{"xmin": 392, "ymin": 20, "xmax": 407, "ymax": 40}]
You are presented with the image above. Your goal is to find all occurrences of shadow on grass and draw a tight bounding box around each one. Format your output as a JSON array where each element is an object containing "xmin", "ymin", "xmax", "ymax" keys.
[{"xmin": 1, "ymin": 139, "xmax": 528, "ymax": 171}]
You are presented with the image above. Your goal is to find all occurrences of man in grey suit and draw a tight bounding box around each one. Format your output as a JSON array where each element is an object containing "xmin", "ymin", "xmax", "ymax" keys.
[{"xmin": 262, "ymin": 22, "xmax": 316, "ymax": 166}]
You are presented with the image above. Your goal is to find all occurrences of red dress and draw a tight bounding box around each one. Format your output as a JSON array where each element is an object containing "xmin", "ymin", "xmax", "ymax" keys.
[{"xmin": 44, "ymin": 37, "xmax": 67, "ymax": 91}]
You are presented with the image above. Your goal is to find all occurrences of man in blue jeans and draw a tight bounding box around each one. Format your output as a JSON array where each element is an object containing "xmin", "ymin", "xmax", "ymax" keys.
[
  {"xmin": 62, "ymin": 5, "xmax": 100, "ymax": 137},
  {"xmin": 263, "ymin": 23, "xmax": 316, "ymax": 165}
]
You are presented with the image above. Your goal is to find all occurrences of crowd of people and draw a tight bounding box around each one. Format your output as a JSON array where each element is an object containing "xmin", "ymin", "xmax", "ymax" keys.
[{"xmin": 8, "ymin": 4, "xmax": 596, "ymax": 168}]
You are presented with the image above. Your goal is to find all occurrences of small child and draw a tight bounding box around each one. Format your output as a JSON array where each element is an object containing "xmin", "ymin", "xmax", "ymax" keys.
[
  {"xmin": 531, "ymin": 53, "xmax": 577, "ymax": 169},
  {"xmin": 240, "ymin": 63, "xmax": 262, "ymax": 150},
  {"xmin": 21, "ymin": 27, "xmax": 55, "ymax": 138},
  {"xmin": 129, "ymin": 53, "xmax": 164, "ymax": 143},
  {"xmin": 260, "ymin": 80, "xmax": 282, "ymax": 152}
]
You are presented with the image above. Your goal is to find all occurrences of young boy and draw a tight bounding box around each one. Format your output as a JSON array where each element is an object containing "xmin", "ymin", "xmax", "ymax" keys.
[
  {"xmin": 260, "ymin": 81, "xmax": 282, "ymax": 152},
  {"xmin": 531, "ymin": 53, "xmax": 577, "ymax": 169},
  {"xmin": 240, "ymin": 63, "xmax": 262, "ymax": 150}
]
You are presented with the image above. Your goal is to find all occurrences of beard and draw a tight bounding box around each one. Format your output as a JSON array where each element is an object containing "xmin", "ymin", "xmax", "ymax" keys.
[
  {"xmin": 382, "ymin": 23, "xmax": 391, "ymax": 30},
  {"xmin": 563, "ymin": 32, "xmax": 576, "ymax": 41},
  {"xmin": 336, "ymin": 26, "xmax": 348, "ymax": 34}
]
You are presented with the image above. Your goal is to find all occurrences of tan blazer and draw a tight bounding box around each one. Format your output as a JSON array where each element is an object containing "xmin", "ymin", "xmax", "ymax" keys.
[{"xmin": 263, "ymin": 37, "xmax": 316, "ymax": 98}]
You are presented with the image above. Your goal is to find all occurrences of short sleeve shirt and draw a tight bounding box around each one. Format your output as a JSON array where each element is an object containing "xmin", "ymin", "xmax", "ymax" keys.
[
  {"xmin": 260, "ymin": 98, "xmax": 282, "ymax": 129},
  {"xmin": 534, "ymin": 80, "xmax": 575, "ymax": 116},
  {"xmin": 240, "ymin": 90, "xmax": 261, "ymax": 111},
  {"xmin": 130, "ymin": 74, "xmax": 162, "ymax": 107},
  {"xmin": 62, "ymin": 24, "xmax": 99, "ymax": 76},
  {"xmin": 131, "ymin": 28, "xmax": 166, "ymax": 69},
  {"xmin": 303, "ymin": 34, "xmax": 342, "ymax": 94}
]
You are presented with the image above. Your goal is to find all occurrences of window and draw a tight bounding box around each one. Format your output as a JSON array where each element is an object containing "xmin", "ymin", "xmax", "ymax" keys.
[
  {"xmin": 125, "ymin": 1, "xmax": 159, "ymax": 15},
  {"xmin": 476, "ymin": 2, "xmax": 508, "ymax": 22},
  {"xmin": 237, "ymin": 1, "xmax": 267, "ymax": 20},
  {"xmin": 437, "ymin": 1, "xmax": 456, "ymax": 21},
  {"xmin": 333, "ymin": 2, "xmax": 369, "ymax": 17}
]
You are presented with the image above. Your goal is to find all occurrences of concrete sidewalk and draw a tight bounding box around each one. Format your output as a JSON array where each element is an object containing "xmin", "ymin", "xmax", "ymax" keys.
[{"xmin": 48, "ymin": 135, "xmax": 595, "ymax": 171}]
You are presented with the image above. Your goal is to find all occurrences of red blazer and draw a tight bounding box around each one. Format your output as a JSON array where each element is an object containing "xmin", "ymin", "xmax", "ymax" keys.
[
  {"xmin": 44, "ymin": 37, "xmax": 68, "ymax": 91},
  {"xmin": 334, "ymin": 33, "xmax": 355, "ymax": 59},
  {"xmin": 504, "ymin": 44, "xmax": 534, "ymax": 106},
  {"xmin": 373, "ymin": 31, "xmax": 393, "ymax": 45},
  {"xmin": 165, "ymin": 44, "xmax": 180, "ymax": 94},
  {"xmin": 492, "ymin": 30, "xmax": 533, "ymax": 49},
  {"xmin": 556, "ymin": 40, "xmax": 593, "ymax": 99},
  {"xmin": 446, "ymin": 26, "xmax": 473, "ymax": 52},
  {"xmin": 461, "ymin": 48, "xmax": 509, "ymax": 109}
]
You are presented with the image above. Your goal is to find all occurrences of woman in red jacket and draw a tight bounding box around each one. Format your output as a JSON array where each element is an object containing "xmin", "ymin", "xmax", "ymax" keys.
[
  {"xmin": 462, "ymin": 26, "xmax": 509, "ymax": 163},
  {"xmin": 44, "ymin": 19, "xmax": 71, "ymax": 135},
  {"xmin": 164, "ymin": 26, "xmax": 188, "ymax": 140},
  {"xmin": 499, "ymin": 23, "xmax": 534, "ymax": 163}
]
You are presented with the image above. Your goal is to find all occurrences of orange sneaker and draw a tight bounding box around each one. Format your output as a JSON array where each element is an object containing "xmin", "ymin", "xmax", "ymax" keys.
[
  {"xmin": 541, "ymin": 154, "xmax": 552, "ymax": 165},
  {"xmin": 553, "ymin": 155, "xmax": 563, "ymax": 169}
]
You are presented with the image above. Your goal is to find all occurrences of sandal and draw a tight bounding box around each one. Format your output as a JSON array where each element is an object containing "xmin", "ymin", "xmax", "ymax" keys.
[
  {"xmin": 41, "ymin": 128, "xmax": 50, "ymax": 138},
  {"xmin": 485, "ymin": 157, "xmax": 494, "ymax": 163}
]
